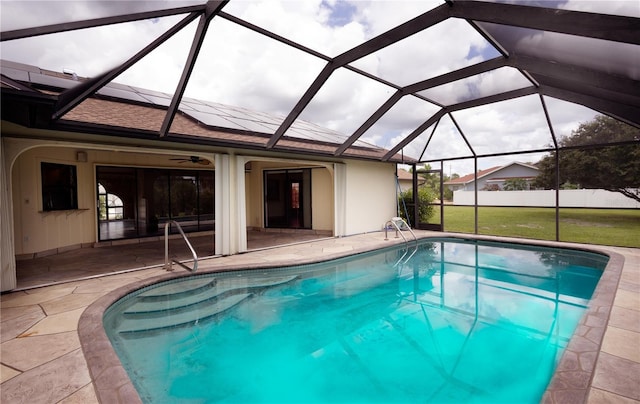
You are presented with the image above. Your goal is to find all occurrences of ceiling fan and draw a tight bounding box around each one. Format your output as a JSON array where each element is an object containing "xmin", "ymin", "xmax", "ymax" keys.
[{"xmin": 169, "ymin": 155, "xmax": 211, "ymax": 165}]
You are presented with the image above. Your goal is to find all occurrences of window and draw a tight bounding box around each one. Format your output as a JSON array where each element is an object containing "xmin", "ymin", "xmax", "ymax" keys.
[
  {"xmin": 98, "ymin": 184, "xmax": 124, "ymax": 220},
  {"xmin": 41, "ymin": 162, "xmax": 78, "ymax": 211},
  {"xmin": 96, "ymin": 166, "xmax": 215, "ymax": 240}
]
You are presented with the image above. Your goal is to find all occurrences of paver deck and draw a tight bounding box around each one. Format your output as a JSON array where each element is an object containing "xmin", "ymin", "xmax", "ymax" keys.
[{"xmin": 1, "ymin": 231, "xmax": 638, "ymax": 403}]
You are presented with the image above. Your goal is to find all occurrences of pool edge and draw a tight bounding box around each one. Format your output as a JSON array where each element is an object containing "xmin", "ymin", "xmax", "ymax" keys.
[{"xmin": 542, "ymin": 249, "xmax": 624, "ymax": 403}]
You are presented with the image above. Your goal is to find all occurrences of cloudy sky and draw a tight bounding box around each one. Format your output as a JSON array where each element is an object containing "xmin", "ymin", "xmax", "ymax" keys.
[{"xmin": 1, "ymin": 0, "xmax": 636, "ymax": 176}]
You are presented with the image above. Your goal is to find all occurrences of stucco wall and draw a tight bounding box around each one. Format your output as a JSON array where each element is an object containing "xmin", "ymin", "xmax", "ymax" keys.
[
  {"xmin": 343, "ymin": 161, "xmax": 396, "ymax": 235},
  {"xmin": 311, "ymin": 168, "xmax": 333, "ymax": 231},
  {"xmin": 10, "ymin": 145, "xmax": 215, "ymax": 256},
  {"xmin": 244, "ymin": 161, "xmax": 334, "ymax": 231},
  {"xmin": 12, "ymin": 147, "xmax": 96, "ymax": 256},
  {"xmin": 10, "ymin": 142, "xmax": 396, "ymax": 257}
]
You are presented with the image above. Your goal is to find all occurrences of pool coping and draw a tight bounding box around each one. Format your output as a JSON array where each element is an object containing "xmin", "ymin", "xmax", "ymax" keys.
[{"xmin": 78, "ymin": 234, "xmax": 624, "ymax": 404}]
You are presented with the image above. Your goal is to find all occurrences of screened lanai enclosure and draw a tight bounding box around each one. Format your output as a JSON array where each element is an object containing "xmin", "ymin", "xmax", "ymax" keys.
[{"xmin": 1, "ymin": 0, "xmax": 639, "ymax": 250}]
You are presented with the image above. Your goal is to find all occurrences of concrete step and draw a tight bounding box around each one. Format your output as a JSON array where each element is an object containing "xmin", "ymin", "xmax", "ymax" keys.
[
  {"xmin": 118, "ymin": 292, "xmax": 251, "ymax": 334},
  {"xmin": 124, "ymin": 275, "xmax": 298, "ymax": 315}
]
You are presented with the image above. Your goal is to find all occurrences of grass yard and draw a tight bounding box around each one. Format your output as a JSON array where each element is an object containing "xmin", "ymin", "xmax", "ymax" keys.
[{"xmin": 438, "ymin": 206, "xmax": 640, "ymax": 248}]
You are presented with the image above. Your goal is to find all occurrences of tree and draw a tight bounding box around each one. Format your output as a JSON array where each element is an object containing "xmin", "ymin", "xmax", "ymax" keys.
[
  {"xmin": 416, "ymin": 164, "xmax": 440, "ymax": 195},
  {"xmin": 503, "ymin": 178, "xmax": 528, "ymax": 191},
  {"xmin": 398, "ymin": 186, "xmax": 436, "ymax": 226},
  {"xmin": 414, "ymin": 164, "xmax": 459, "ymax": 201},
  {"xmin": 533, "ymin": 115, "xmax": 640, "ymax": 203}
]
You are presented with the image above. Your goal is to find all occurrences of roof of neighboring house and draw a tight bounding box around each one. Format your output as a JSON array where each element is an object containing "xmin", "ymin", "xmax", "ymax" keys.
[
  {"xmin": 397, "ymin": 169, "xmax": 413, "ymax": 181},
  {"xmin": 397, "ymin": 169, "xmax": 426, "ymax": 183},
  {"xmin": 0, "ymin": 60, "xmax": 410, "ymax": 163},
  {"xmin": 445, "ymin": 166, "xmax": 501, "ymax": 185},
  {"xmin": 444, "ymin": 162, "xmax": 538, "ymax": 185},
  {"xmin": 485, "ymin": 176, "xmax": 537, "ymax": 182}
]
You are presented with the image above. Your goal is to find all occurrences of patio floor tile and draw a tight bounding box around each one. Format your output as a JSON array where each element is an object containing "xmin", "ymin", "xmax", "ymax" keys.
[
  {"xmin": 19, "ymin": 307, "xmax": 85, "ymax": 337},
  {"xmin": 0, "ymin": 349, "xmax": 91, "ymax": 404},
  {"xmin": 601, "ymin": 326, "xmax": 640, "ymax": 363},
  {"xmin": 591, "ymin": 351, "xmax": 640, "ymax": 401},
  {"xmin": 1, "ymin": 331, "xmax": 81, "ymax": 371}
]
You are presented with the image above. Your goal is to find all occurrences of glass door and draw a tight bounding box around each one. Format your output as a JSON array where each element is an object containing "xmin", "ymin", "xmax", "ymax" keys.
[{"xmin": 264, "ymin": 169, "xmax": 311, "ymax": 229}]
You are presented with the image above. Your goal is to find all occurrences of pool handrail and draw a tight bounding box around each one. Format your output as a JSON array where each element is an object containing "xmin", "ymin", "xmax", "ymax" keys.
[
  {"xmin": 164, "ymin": 220, "xmax": 198, "ymax": 273},
  {"xmin": 384, "ymin": 217, "xmax": 417, "ymax": 245}
]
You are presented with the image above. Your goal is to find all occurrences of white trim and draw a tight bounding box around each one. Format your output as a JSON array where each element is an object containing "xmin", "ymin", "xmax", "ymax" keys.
[
  {"xmin": 236, "ymin": 156, "xmax": 248, "ymax": 253},
  {"xmin": 214, "ymin": 154, "xmax": 230, "ymax": 256},
  {"xmin": 1, "ymin": 139, "xmax": 17, "ymax": 291}
]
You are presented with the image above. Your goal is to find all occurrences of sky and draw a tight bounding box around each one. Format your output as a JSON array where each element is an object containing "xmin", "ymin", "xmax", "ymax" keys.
[{"xmin": 1, "ymin": 0, "xmax": 637, "ymax": 177}]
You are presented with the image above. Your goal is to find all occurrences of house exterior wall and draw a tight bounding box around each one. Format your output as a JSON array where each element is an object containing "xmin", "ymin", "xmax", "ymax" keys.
[
  {"xmin": 476, "ymin": 165, "xmax": 538, "ymax": 190},
  {"xmin": 245, "ymin": 164, "xmax": 261, "ymax": 229},
  {"xmin": 2, "ymin": 135, "xmax": 397, "ymax": 291},
  {"xmin": 1, "ymin": 139, "xmax": 17, "ymax": 291},
  {"xmin": 242, "ymin": 160, "xmax": 333, "ymax": 232},
  {"xmin": 398, "ymin": 179, "xmax": 412, "ymax": 193},
  {"xmin": 343, "ymin": 160, "xmax": 396, "ymax": 235},
  {"xmin": 452, "ymin": 164, "xmax": 539, "ymax": 191},
  {"xmin": 12, "ymin": 146, "xmax": 96, "ymax": 257},
  {"xmin": 9, "ymin": 146, "xmax": 342, "ymax": 258},
  {"xmin": 311, "ymin": 168, "xmax": 333, "ymax": 231},
  {"xmin": 9, "ymin": 144, "xmax": 222, "ymax": 257}
]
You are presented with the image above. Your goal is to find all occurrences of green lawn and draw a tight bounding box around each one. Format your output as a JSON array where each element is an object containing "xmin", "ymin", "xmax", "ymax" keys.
[{"xmin": 436, "ymin": 206, "xmax": 640, "ymax": 248}]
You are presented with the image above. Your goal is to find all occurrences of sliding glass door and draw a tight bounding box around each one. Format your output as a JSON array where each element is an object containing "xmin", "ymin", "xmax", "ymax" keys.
[
  {"xmin": 97, "ymin": 166, "xmax": 214, "ymax": 241},
  {"xmin": 264, "ymin": 169, "xmax": 311, "ymax": 229}
]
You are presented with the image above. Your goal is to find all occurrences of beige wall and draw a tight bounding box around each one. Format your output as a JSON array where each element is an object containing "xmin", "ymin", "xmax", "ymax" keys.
[
  {"xmin": 10, "ymin": 145, "xmax": 215, "ymax": 256},
  {"xmin": 344, "ymin": 160, "xmax": 397, "ymax": 235},
  {"xmin": 9, "ymin": 141, "xmax": 396, "ymax": 258},
  {"xmin": 243, "ymin": 160, "xmax": 334, "ymax": 231},
  {"xmin": 311, "ymin": 168, "xmax": 333, "ymax": 231},
  {"xmin": 12, "ymin": 147, "xmax": 96, "ymax": 256},
  {"xmin": 245, "ymin": 162, "xmax": 263, "ymax": 228}
]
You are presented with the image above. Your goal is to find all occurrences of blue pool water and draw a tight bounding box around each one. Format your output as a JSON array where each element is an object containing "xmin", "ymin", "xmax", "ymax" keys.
[{"xmin": 104, "ymin": 238, "xmax": 608, "ymax": 403}]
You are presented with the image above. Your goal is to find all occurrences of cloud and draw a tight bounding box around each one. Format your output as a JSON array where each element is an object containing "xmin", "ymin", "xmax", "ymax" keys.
[
  {"xmin": 420, "ymin": 67, "xmax": 532, "ymax": 106},
  {"xmin": 557, "ymin": 0, "xmax": 640, "ymax": 17},
  {"xmin": 1, "ymin": 12, "xmax": 186, "ymax": 78},
  {"xmin": 351, "ymin": 18, "xmax": 490, "ymax": 86},
  {"xmin": 0, "ymin": 0, "xmax": 622, "ymax": 168}
]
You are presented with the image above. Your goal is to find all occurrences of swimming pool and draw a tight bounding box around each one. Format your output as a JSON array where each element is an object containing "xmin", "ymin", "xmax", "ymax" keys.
[{"xmin": 103, "ymin": 237, "xmax": 608, "ymax": 403}]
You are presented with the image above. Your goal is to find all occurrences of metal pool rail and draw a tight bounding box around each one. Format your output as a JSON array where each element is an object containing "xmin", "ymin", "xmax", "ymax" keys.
[{"xmin": 164, "ymin": 220, "xmax": 198, "ymax": 273}]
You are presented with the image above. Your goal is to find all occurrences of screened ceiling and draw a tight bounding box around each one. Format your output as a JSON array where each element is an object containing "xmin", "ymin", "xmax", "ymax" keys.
[{"xmin": 1, "ymin": 0, "xmax": 638, "ymax": 170}]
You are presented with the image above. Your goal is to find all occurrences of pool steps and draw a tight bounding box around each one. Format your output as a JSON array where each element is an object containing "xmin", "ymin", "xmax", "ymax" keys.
[
  {"xmin": 136, "ymin": 277, "xmax": 217, "ymax": 301},
  {"xmin": 118, "ymin": 293, "xmax": 251, "ymax": 334},
  {"xmin": 116, "ymin": 275, "xmax": 298, "ymax": 334}
]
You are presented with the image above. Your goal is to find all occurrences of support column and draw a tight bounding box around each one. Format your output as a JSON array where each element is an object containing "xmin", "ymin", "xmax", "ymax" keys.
[
  {"xmin": 0, "ymin": 139, "xmax": 17, "ymax": 291},
  {"xmin": 214, "ymin": 154, "xmax": 232, "ymax": 256},
  {"xmin": 333, "ymin": 163, "xmax": 346, "ymax": 237},
  {"xmin": 236, "ymin": 156, "xmax": 248, "ymax": 253}
]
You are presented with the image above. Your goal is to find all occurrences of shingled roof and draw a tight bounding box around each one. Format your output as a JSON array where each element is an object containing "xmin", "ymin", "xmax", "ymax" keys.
[
  {"xmin": 1, "ymin": 60, "xmax": 407, "ymax": 162},
  {"xmin": 445, "ymin": 162, "xmax": 538, "ymax": 185}
]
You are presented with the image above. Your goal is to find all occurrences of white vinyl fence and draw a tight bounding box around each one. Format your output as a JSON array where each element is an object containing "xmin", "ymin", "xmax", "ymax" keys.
[{"xmin": 453, "ymin": 189, "xmax": 640, "ymax": 208}]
